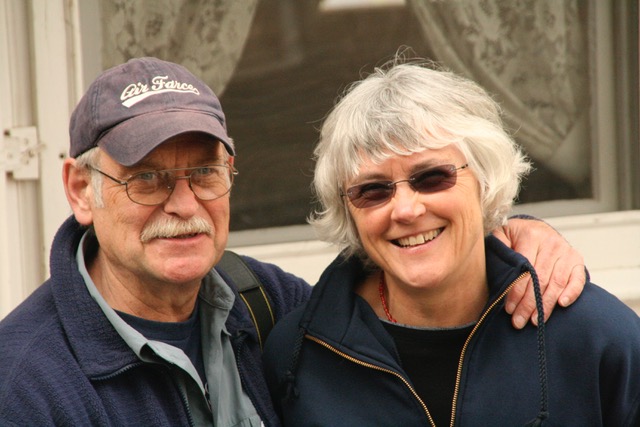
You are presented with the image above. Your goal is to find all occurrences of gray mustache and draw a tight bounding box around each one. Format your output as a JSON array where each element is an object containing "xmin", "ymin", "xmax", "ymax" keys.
[{"xmin": 140, "ymin": 217, "xmax": 212, "ymax": 242}]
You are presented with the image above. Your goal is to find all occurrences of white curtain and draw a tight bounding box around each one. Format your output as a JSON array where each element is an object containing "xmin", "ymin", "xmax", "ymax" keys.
[
  {"xmin": 408, "ymin": 0, "xmax": 590, "ymax": 186},
  {"xmin": 100, "ymin": 0, "xmax": 259, "ymax": 95}
]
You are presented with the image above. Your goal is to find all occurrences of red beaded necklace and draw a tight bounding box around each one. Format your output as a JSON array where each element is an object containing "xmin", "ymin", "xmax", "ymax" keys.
[{"xmin": 378, "ymin": 271, "xmax": 397, "ymax": 323}]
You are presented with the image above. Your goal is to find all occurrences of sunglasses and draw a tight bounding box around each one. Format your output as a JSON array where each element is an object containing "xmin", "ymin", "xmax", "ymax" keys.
[{"xmin": 342, "ymin": 163, "xmax": 469, "ymax": 208}]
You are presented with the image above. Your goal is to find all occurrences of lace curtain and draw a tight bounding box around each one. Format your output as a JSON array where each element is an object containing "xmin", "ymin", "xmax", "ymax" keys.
[
  {"xmin": 408, "ymin": 0, "xmax": 591, "ymax": 187},
  {"xmin": 99, "ymin": 0, "xmax": 259, "ymax": 95},
  {"xmin": 97, "ymin": 0, "xmax": 591, "ymax": 191}
]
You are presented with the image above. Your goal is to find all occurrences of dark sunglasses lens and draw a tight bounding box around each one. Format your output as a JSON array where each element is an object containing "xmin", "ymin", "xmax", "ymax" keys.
[
  {"xmin": 412, "ymin": 165, "xmax": 457, "ymax": 193},
  {"xmin": 346, "ymin": 165, "xmax": 460, "ymax": 208},
  {"xmin": 348, "ymin": 183, "xmax": 394, "ymax": 208}
]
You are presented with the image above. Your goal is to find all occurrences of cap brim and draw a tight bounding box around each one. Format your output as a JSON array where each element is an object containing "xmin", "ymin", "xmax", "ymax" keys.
[{"xmin": 97, "ymin": 110, "xmax": 234, "ymax": 166}]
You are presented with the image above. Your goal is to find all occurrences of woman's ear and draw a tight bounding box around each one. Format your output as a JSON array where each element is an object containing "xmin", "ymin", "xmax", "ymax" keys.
[{"xmin": 62, "ymin": 158, "xmax": 94, "ymax": 226}]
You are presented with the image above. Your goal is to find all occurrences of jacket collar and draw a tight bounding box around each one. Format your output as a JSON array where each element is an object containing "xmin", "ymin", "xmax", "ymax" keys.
[
  {"xmin": 301, "ymin": 236, "xmax": 531, "ymax": 355},
  {"xmin": 49, "ymin": 216, "xmax": 140, "ymax": 378}
]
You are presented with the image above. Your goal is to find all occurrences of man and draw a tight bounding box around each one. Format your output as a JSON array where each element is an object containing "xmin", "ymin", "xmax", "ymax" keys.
[{"xmin": 0, "ymin": 57, "xmax": 585, "ymax": 426}]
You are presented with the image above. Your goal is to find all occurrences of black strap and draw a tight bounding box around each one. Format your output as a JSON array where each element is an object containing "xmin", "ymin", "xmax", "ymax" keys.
[{"xmin": 218, "ymin": 250, "xmax": 275, "ymax": 349}]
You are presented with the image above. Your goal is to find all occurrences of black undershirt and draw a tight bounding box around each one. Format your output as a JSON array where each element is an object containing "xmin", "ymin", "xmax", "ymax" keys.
[
  {"xmin": 383, "ymin": 321, "xmax": 474, "ymax": 426},
  {"xmin": 116, "ymin": 302, "xmax": 207, "ymax": 384}
]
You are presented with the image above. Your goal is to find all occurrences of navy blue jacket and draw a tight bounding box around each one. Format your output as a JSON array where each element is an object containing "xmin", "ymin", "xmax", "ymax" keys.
[
  {"xmin": 0, "ymin": 216, "xmax": 311, "ymax": 426},
  {"xmin": 263, "ymin": 236, "xmax": 640, "ymax": 426}
]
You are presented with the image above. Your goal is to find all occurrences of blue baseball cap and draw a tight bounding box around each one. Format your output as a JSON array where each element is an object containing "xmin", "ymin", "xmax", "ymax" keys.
[{"xmin": 69, "ymin": 57, "xmax": 234, "ymax": 166}]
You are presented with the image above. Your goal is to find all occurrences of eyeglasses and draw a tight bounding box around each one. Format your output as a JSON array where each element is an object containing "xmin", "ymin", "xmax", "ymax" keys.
[
  {"xmin": 90, "ymin": 164, "xmax": 238, "ymax": 206},
  {"xmin": 342, "ymin": 163, "xmax": 469, "ymax": 209}
]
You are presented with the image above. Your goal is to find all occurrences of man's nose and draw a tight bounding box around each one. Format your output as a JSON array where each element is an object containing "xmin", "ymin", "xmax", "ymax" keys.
[{"xmin": 163, "ymin": 176, "xmax": 199, "ymax": 216}]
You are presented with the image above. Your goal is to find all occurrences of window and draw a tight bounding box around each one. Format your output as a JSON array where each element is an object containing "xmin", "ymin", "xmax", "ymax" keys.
[{"xmin": 84, "ymin": 0, "xmax": 639, "ymax": 236}]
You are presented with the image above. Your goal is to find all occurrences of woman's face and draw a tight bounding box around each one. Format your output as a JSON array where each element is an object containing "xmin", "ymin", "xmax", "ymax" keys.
[{"xmin": 346, "ymin": 145, "xmax": 486, "ymax": 292}]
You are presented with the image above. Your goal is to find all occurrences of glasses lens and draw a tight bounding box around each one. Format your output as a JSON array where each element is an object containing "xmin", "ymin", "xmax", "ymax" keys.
[
  {"xmin": 127, "ymin": 171, "xmax": 171, "ymax": 205},
  {"xmin": 411, "ymin": 165, "xmax": 457, "ymax": 193},
  {"xmin": 347, "ymin": 182, "xmax": 394, "ymax": 208},
  {"xmin": 189, "ymin": 165, "xmax": 233, "ymax": 200}
]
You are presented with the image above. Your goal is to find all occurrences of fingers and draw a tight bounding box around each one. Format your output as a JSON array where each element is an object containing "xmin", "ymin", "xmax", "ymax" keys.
[
  {"xmin": 499, "ymin": 216, "xmax": 588, "ymax": 329},
  {"xmin": 537, "ymin": 265, "xmax": 566, "ymax": 324},
  {"xmin": 508, "ymin": 275, "xmax": 543, "ymax": 329},
  {"xmin": 502, "ymin": 219, "xmax": 546, "ymax": 328},
  {"xmin": 508, "ymin": 257, "xmax": 587, "ymax": 330},
  {"xmin": 523, "ymin": 227, "xmax": 564, "ymax": 297},
  {"xmin": 538, "ymin": 245, "xmax": 585, "ymax": 311},
  {"xmin": 491, "ymin": 225, "xmax": 511, "ymax": 247},
  {"xmin": 500, "ymin": 219, "xmax": 541, "ymax": 267},
  {"xmin": 504, "ymin": 275, "xmax": 529, "ymax": 329},
  {"xmin": 558, "ymin": 264, "xmax": 587, "ymax": 307},
  {"xmin": 520, "ymin": 263, "xmax": 585, "ymax": 328}
]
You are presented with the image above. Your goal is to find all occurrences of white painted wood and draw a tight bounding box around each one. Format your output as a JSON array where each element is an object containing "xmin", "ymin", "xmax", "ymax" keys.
[
  {"xmin": 30, "ymin": 0, "xmax": 77, "ymax": 275},
  {"xmin": 229, "ymin": 238, "xmax": 340, "ymax": 284},
  {"xmin": 0, "ymin": 41, "xmax": 16, "ymax": 316},
  {"xmin": 546, "ymin": 211, "xmax": 640, "ymax": 300},
  {"xmin": 0, "ymin": 0, "xmax": 14, "ymax": 318},
  {"xmin": 0, "ymin": 0, "xmax": 43, "ymax": 318},
  {"xmin": 0, "ymin": 0, "xmax": 78, "ymax": 318}
]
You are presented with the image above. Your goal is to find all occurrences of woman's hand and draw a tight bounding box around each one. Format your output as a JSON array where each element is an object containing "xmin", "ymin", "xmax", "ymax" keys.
[{"xmin": 493, "ymin": 217, "xmax": 586, "ymax": 329}]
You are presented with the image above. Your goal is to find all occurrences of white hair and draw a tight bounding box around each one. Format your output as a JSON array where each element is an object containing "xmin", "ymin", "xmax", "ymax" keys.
[
  {"xmin": 310, "ymin": 59, "xmax": 531, "ymax": 259},
  {"xmin": 74, "ymin": 147, "xmax": 105, "ymax": 208}
]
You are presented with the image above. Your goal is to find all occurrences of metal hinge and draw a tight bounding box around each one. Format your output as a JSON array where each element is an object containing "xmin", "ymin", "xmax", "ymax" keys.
[{"xmin": 1, "ymin": 126, "xmax": 45, "ymax": 180}]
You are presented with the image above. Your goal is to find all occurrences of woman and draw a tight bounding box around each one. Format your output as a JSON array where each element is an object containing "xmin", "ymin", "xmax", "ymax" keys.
[{"xmin": 263, "ymin": 61, "xmax": 640, "ymax": 426}]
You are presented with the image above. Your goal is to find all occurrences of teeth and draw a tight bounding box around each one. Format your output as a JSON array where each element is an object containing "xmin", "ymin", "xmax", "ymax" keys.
[{"xmin": 397, "ymin": 229, "xmax": 441, "ymax": 247}]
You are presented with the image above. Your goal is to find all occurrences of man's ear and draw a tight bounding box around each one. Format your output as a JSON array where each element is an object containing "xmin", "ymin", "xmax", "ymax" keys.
[{"xmin": 62, "ymin": 158, "xmax": 94, "ymax": 226}]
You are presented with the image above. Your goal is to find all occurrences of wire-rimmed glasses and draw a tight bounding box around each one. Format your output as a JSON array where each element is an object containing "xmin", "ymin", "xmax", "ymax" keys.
[
  {"xmin": 91, "ymin": 164, "xmax": 238, "ymax": 206},
  {"xmin": 342, "ymin": 163, "xmax": 469, "ymax": 209}
]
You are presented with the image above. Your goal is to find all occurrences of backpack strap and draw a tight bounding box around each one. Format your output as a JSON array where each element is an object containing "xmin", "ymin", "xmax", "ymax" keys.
[{"xmin": 218, "ymin": 250, "xmax": 275, "ymax": 349}]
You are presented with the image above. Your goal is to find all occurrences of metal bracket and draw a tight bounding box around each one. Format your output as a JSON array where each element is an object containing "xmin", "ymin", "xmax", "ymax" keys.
[{"xmin": 1, "ymin": 126, "xmax": 44, "ymax": 180}]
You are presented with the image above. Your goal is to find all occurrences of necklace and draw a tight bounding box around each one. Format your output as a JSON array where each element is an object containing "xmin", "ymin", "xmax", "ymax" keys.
[{"xmin": 378, "ymin": 271, "xmax": 397, "ymax": 323}]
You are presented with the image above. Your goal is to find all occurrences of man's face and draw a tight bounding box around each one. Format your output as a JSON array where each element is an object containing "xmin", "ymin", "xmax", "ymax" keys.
[{"xmin": 87, "ymin": 133, "xmax": 232, "ymax": 290}]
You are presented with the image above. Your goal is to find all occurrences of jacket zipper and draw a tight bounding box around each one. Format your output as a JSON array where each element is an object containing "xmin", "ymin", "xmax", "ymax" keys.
[
  {"xmin": 449, "ymin": 272, "xmax": 529, "ymax": 427},
  {"xmin": 306, "ymin": 271, "xmax": 529, "ymax": 427},
  {"xmin": 305, "ymin": 334, "xmax": 437, "ymax": 426}
]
